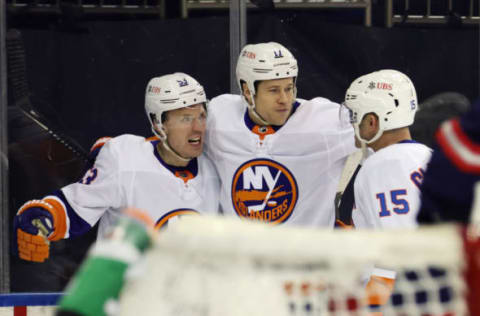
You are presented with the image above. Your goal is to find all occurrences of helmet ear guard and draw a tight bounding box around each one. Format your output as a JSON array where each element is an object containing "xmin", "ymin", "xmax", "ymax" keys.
[{"xmin": 344, "ymin": 69, "xmax": 418, "ymax": 144}]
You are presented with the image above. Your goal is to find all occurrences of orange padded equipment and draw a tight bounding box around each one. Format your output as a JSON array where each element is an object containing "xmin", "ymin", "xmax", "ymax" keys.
[
  {"xmin": 335, "ymin": 219, "xmax": 354, "ymax": 230},
  {"xmin": 42, "ymin": 197, "xmax": 68, "ymax": 241},
  {"xmin": 16, "ymin": 198, "xmax": 68, "ymax": 262},
  {"xmin": 365, "ymin": 275, "xmax": 396, "ymax": 315},
  {"xmin": 17, "ymin": 229, "xmax": 50, "ymax": 262}
]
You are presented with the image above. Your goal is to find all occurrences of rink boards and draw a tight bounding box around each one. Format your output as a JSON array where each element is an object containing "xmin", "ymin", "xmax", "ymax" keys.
[{"xmin": 0, "ymin": 293, "xmax": 60, "ymax": 316}]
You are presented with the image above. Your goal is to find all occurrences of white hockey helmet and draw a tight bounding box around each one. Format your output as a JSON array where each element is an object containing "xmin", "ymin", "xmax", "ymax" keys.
[
  {"xmin": 344, "ymin": 69, "xmax": 418, "ymax": 144},
  {"xmin": 145, "ymin": 72, "xmax": 207, "ymax": 140},
  {"xmin": 236, "ymin": 42, "xmax": 298, "ymax": 108}
]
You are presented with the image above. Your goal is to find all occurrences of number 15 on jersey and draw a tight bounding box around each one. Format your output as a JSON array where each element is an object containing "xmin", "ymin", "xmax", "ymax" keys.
[{"xmin": 376, "ymin": 189, "xmax": 410, "ymax": 217}]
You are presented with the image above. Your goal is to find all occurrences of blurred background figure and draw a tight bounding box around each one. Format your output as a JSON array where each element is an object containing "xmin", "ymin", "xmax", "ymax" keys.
[
  {"xmin": 411, "ymin": 92, "xmax": 471, "ymax": 148},
  {"xmin": 418, "ymin": 98, "xmax": 480, "ymax": 224},
  {"xmin": 56, "ymin": 208, "xmax": 155, "ymax": 316}
]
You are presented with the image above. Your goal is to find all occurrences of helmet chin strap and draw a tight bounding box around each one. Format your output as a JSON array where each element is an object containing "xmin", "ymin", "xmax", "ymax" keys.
[
  {"xmin": 161, "ymin": 139, "xmax": 192, "ymax": 163},
  {"xmin": 243, "ymin": 84, "xmax": 297, "ymax": 127},
  {"xmin": 152, "ymin": 127, "xmax": 192, "ymax": 164},
  {"xmin": 244, "ymin": 95, "xmax": 271, "ymax": 126},
  {"xmin": 360, "ymin": 142, "xmax": 369, "ymax": 160},
  {"xmin": 355, "ymin": 126, "xmax": 384, "ymax": 147}
]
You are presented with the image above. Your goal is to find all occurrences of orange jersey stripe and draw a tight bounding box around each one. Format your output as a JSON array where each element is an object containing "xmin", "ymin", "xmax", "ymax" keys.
[{"xmin": 90, "ymin": 136, "xmax": 112, "ymax": 153}]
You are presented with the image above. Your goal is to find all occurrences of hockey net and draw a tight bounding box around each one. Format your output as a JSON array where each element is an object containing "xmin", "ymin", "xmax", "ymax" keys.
[{"xmin": 119, "ymin": 217, "xmax": 480, "ymax": 316}]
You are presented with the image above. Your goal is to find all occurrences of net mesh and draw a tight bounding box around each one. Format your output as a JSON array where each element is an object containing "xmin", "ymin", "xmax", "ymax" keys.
[{"xmin": 118, "ymin": 217, "xmax": 479, "ymax": 316}]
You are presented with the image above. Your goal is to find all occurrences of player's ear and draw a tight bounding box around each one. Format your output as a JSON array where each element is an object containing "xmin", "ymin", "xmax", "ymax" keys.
[
  {"xmin": 160, "ymin": 112, "xmax": 170, "ymax": 134},
  {"xmin": 161, "ymin": 124, "xmax": 168, "ymax": 135},
  {"xmin": 367, "ymin": 113, "xmax": 379, "ymax": 128},
  {"xmin": 369, "ymin": 113, "xmax": 381, "ymax": 135}
]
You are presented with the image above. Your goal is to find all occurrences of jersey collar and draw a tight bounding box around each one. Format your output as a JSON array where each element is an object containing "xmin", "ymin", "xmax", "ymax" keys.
[
  {"xmin": 150, "ymin": 140, "xmax": 198, "ymax": 182},
  {"xmin": 397, "ymin": 139, "xmax": 418, "ymax": 144},
  {"xmin": 244, "ymin": 100, "xmax": 301, "ymax": 134}
]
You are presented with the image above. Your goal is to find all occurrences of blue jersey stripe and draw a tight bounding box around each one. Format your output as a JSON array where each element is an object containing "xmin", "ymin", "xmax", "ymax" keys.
[{"xmin": 52, "ymin": 190, "xmax": 92, "ymax": 238}]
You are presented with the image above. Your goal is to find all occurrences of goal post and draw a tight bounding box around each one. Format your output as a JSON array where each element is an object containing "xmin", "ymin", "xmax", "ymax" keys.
[{"xmin": 119, "ymin": 216, "xmax": 480, "ymax": 316}]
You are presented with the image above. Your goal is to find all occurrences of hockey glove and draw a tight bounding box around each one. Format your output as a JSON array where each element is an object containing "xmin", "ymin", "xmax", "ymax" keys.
[
  {"xmin": 365, "ymin": 275, "xmax": 396, "ymax": 316},
  {"xmin": 335, "ymin": 219, "xmax": 354, "ymax": 229},
  {"xmin": 14, "ymin": 198, "xmax": 68, "ymax": 262}
]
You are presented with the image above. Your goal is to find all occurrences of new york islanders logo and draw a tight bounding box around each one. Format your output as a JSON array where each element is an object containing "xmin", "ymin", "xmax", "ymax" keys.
[{"xmin": 231, "ymin": 159, "xmax": 298, "ymax": 224}]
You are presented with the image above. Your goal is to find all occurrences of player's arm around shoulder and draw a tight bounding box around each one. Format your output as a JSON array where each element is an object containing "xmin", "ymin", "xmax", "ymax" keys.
[
  {"xmin": 301, "ymin": 97, "xmax": 356, "ymax": 159},
  {"xmin": 70, "ymin": 134, "xmax": 150, "ymax": 209},
  {"xmin": 87, "ymin": 134, "xmax": 155, "ymax": 174},
  {"xmin": 86, "ymin": 134, "xmax": 145, "ymax": 169},
  {"xmin": 207, "ymin": 93, "xmax": 244, "ymax": 120},
  {"xmin": 307, "ymin": 96, "xmax": 342, "ymax": 111},
  {"xmin": 197, "ymin": 154, "xmax": 222, "ymax": 215},
  {"xmin": 205, "ymin": 94, "xmax": 243, "ymax": 157},
  {"xmin": 78, "ymin": 135, "xmax": 129, "ymax": 185},
  {"xmin": 209, "ymin": 93, "xmax": 243, "ymax": 105},
  {"xmin": 12, "ymin": 134, "xmax": 138, "ymax": 263},
  {"xmin": 304, "ymin": 97, "xmax": 354, "ymax": 131}
]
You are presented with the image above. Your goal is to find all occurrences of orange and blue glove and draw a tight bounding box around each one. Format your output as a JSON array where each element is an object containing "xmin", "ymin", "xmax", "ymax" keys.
[{"xmin": 14, "ymin": 198, "xmax": 68, "ymax": 262}]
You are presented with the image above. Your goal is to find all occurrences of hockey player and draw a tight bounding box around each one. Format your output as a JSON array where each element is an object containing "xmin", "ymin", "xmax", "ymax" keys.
[
  {"xmin": 343, "ymin": 69, "xmax": 432, "ymax": 314},
  {"xmin": 343, "ymin": 69, "xmax": 431, "ymax": 229},
  {"xmin": 14, "ymin": 73, "xmax": 220, "ymax": 263},
  {"xmin": 418, "ymin": 98, "xmax": 480, "ymax": 224},
  {"xmin": 204, "ymin": 42, "xmax": 356, "ymax": 227}
]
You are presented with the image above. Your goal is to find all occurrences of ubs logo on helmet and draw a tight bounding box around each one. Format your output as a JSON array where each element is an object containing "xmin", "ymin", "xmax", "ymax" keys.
[
  {"xmin": 242, "ymin": 50, "xmax": 256, "ymax": 59},
  {"xmin": 148, "ymin": 85, "xmax": 161, "ymax": 94},
  {"xmin": 367, "ymin": 81, "xmax": 392, "ymax": 90},
  {"xmin": 155, "ymin": 208, "xmax": 199, "ymax": 230},
  {"xmin": 231, "ymin": 159, "xmax": 298, "ymax": 224}
]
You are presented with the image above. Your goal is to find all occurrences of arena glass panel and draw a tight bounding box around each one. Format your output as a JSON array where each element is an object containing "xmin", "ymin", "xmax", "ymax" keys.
[
  {"xmin": 1, "ymin": 0, "xmax": 10, "ymax": 295},
  {"xmin": 2, "ymin": 0, "xmax": 479, "ymax": 313}
]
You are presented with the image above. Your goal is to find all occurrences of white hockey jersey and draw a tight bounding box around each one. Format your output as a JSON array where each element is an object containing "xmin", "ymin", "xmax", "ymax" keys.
[
  {"xmin": 352, "ymin": 141, "xmax": 432, "ymax": 229},
  {"xmin": 48, "ymin": 135, "xmax": 220, "ymax": 238},
  {"xmin": 204, "ymin": 94, "xmax": 355, "ymax": 227}
]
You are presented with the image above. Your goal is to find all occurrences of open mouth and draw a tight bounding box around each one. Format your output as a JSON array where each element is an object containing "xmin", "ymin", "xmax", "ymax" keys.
[{"xmin": 188, "ymin": 137, "xmax": 201, "ymax": 145}]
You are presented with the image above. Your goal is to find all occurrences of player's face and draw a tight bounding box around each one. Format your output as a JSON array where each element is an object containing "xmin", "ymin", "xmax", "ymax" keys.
[
  {"xmin": 253, "ymin": 78, "xmax": 295, "ymax": 126},
  {"xmin": 163, "ymin": 104, "xmax": 207, "ymax": 159}
]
